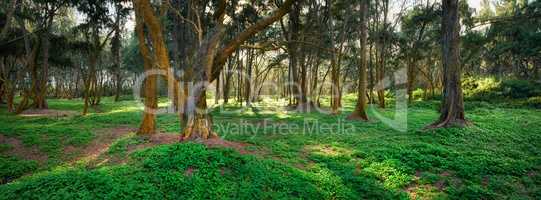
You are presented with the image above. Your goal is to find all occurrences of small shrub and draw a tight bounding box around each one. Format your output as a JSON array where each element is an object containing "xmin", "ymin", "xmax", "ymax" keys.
[
  {"xmin": 524, "ymin": 96, "xmax": 541, "ymax": 108},
  {"xmin": 462, "ymin": 77, "xmax": 501, "ymax": 101},
  {"xmin": 463, "ymin": 77, "xmax": 541, "ymax": 102},
  {"xmin": 501, "ymin": 79, "xmax": 541, "ymax": 99}
]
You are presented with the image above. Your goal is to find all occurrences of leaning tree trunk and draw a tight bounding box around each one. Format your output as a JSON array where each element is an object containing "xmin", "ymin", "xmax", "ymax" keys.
[
  {"xmin": 428, "ymin": 0, "xmax": 467, "ymax": 128},
  {"xmin": 347, "ymin": 0, "xmax": 369, "ymax": 121}
]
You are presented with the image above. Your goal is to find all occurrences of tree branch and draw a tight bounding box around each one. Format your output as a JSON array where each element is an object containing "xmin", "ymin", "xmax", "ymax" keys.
[{"xmin": 210, "ymin": 0, "xmax": 295, "ymax": 81}]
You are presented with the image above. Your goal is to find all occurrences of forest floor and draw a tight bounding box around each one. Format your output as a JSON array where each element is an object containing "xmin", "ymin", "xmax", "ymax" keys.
[{"xmin": 0, "ymin": 95, "xmax": 540, "ymax": 199}]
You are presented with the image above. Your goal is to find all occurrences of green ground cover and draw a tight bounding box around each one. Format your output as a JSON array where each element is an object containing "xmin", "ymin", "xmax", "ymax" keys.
[{"xmin": 0, "ymin": 96, "xmax": 540, "ymax": 199}]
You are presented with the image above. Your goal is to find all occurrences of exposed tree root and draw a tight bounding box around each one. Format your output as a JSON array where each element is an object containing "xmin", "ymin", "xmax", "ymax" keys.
[{"xmin": 180, "ymin": 117, "xmax": 218, "ymax": 141}]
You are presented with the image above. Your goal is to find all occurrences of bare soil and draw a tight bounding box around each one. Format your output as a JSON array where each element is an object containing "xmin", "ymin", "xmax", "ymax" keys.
[
  {"xmin": 19, "ymin": 109, "xmax": 78, "ymax": 118},
  {"xmin": 0, "ymin": 134, "xmax": 48, "ymax": 164},
  {"xmin": 65, "ymin": 126, "xmax": 136, "ymax": 164}
]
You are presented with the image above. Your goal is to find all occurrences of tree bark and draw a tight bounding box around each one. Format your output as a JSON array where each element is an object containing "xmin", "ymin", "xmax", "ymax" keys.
[
  {"xmin": 112, "ymin": 6, "xmax": 123, "ymax": 102},
  {"xmin": 347, "ymin": 0, "xmax": 369, "ymax": 121},
  {"xmin": 427, "ymin": 0, "xmax": 468, "ymax": 128},
  {"xmin": 134, "ymin": 0, "xmax": 178, "ymax": 135},
  {"xmin": 328, "ymin": 0, "xmax": 341, "ymax": 114},
  {"xmin": 33, "ymin": 31, "xmax": 50, "ymax": 109},
  {"xmin": 377, "ymin": 0, "xmax": 389, "ymax": 109}
]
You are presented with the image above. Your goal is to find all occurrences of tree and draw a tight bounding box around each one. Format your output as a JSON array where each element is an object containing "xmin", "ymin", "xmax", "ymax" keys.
[
  {"xmin": 427, "ymin": 0, "xmax": 468, "ymax": 128},
  {"xmin": 181, "ymin": 0, "xmax": 295, "ymax": 140},
  {"xmin": 347, "ymin": 0, "xmax": 369, "ymax": 121},
  {"xmin": 74, "ymin": 0, "xmax": 117, "ymax": 115},
  {"xmin": 133, "ymin": 0, "xmax": 174, "ymax": 135}
]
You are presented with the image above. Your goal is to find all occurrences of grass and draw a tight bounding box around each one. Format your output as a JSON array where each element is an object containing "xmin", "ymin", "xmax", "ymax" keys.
[{"xmin": 0, "ymin": 95, "xmax": 540, "ymax": 199}]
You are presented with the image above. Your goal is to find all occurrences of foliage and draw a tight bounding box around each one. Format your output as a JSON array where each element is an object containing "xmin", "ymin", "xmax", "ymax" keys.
[
  {"xmin": 0, "ymin": 156, "xmax": 38, "ymax": 184},
  {"xmin": 462, "ymin": 77, "xmax": 541, "ymax": 102}
]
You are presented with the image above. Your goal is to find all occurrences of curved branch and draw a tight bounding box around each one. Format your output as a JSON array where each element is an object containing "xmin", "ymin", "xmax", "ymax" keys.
[{"xmin": 210, "ymin": 0, "xmax": 295, "ymax": 81}]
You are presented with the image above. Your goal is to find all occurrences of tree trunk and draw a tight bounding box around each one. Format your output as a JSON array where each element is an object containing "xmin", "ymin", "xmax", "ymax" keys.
[
  {"xmin": 112, "ymin": 3, "xmax": 123, "ymax": 102},
  {"xmin": 34, "ymin": 32, "xmax": 50, "ymax": 109},
  {"xmin": 377, "ymin": 0, "xmax": 389, "ymax": 109},
  {"xmin": 328, "ymin": 0, "xmax": 341, "ymax": 114},
  {"xmin": 407, "ymin": 58, "xmax": 417, "ymax": 102},
  {"xmin": 223, "ymin": 57, "xmax": 234, "ymax": 104},
  {"xmin": 245, "ymin": 49, "xmax": 253, "ymax": 107},
  {"xmin": 181, "ymin": 29, "xmax": 223, "ymax": 141},
  {"xmin": 376, "ymin": 48, "xmax": 385, "ymax": 108},
  {"xmin": 283, "ymin": 1, "xmax": 301, "ymax": 108},
  {"xmin": 179, "ymin": 0, "xmax": 294, "ymax": 140},
  {"xmin": 82, "ymin": 49, "xmax": 97, "ymax": 115},
  {"xmin": 427, "ymin": 0, "xmax": 468, "ymax": 128},
  {"xmin": 134, "ymin": 0, "xmax": 157, "ymax": 134},
  {"xmin": 348, "ymin": 0, "xmax": 369, "ymax": 121}
]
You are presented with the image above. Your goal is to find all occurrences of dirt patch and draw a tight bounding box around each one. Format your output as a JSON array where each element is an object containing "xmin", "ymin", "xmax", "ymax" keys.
[
  {"xmin": 66, "ymin": 126, "xmax": 136, "ymax": 164},
  {"xmin": 19, "ymin": 109, "xmax": 78, "ymax": 118},
  {"xmin": 0, "ymin": 134, "xmax": 48, "ymax": 164}
]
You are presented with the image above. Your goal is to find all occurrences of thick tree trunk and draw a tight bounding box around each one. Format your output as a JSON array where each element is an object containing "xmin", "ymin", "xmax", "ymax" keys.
[
  {"xmin": 139, "ymin": 73, "xmax": 158, "ymax": 134},
  {"xmin": 348, "ymin": 0, "xmax": 369, "ymax": 121},
  {"xmin": 427, "ymin": 0, "xmax": 468, "ymax": 128},
  {"xmin": 181, "ymin": 90, "xmax": 217, "ymax": 140},
  {"xmin": 181, "ymin": 29, "xmax": 223, "ymax": 141}
]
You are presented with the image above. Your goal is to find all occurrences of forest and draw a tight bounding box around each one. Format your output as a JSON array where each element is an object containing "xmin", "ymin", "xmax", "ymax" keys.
[{"xmin": 0, "ymin": 0, "xmax": 540, "ymax": 199}]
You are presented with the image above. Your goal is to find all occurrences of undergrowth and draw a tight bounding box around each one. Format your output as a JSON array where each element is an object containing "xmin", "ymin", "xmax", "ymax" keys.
[{"xmin": 0, "ymin": 96, "xmax": 539, "ymax": 199}]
